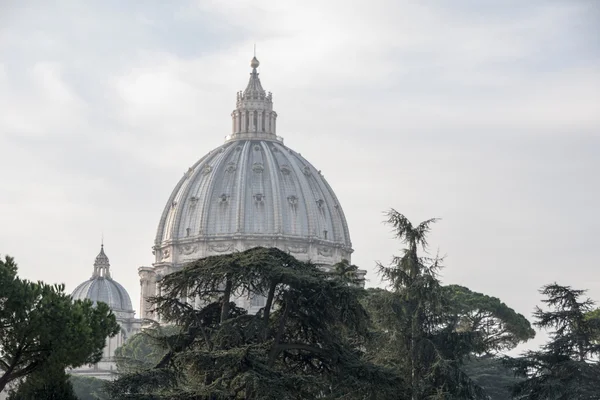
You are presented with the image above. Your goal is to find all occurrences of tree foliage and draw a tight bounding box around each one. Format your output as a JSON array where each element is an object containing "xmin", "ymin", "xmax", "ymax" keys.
[
  {"xmin": 586, "ymin": 307, "xmax": 600, "ymax": 344},
  {"xmin": 70, "ymin": 375, "xmax": 110, "ymax": 400},
  {"xmin": 442, "ymin": 284, "xmax": 535, "ymax": 353},
  {"xmin": 373, "ymin": 209, "xmax": 488, "ymax": 400},
  {"xmin": 505, "ymin": 284, "xmax": 600, "ymax": 399},
  {"xmin": 462, "ymin": 355, "xmax": 520, "ymax": 400},
  {"xmin": 108, "ymin": 247, "xmax": 401, "ymax": 399},
  {"xmin": 107, "ymin": 210, "xmax": 537, "ymax": 399},
  {"xmin": 6, "ymin": 366, "xmax": 78, "ymax": 400},
  {"xmin": 114, "ymin": 326, "xmax": 179, "ymax": 374},
  {"xmin": 0, "ymin": 255, "xmax": 121, "ymax": 393}
]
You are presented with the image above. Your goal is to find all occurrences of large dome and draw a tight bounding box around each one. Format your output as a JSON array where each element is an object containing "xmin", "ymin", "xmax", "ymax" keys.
[
  {"xmin": 72, "ymin": 245, "xmax": 133, "ymax": 313},
  {"xmin": 151, "ymin": 58, "xmax": 352, "ymax": 268}
]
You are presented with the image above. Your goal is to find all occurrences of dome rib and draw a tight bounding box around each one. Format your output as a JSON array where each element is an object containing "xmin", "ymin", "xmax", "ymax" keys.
[
  {"xmin": 234, "ymin": 141, "xmax": 251, "ymax": 234},
  {"xmin": 261, "ymin": 141, "xmax": 282, "ymax": 234}
]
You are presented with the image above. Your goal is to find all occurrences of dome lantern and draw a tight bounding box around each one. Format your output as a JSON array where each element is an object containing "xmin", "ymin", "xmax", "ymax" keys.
[
  {"xmin": 72, "ymin": 244, "xmax": 134, "ymax": 312},
  {"xmin": 230, "ymin": 55, "xmax": 278, "ymax": 141},
  {"xmin": 92, "ymin": 244, "xmax": 111, "ymax": 278}
]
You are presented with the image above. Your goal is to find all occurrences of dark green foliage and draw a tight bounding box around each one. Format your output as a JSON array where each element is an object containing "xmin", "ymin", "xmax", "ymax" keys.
[
  {"xmin": 70, "ymin": 376, "xmax": 110, "ymax": 400},
  {"xmin": 505, "ymin": 284, "xmax": 600, "ymax": 399},
  {"xmin": 7, "ymin": 367, "xmax": 78, "ymax": 400},
  {"xmin": 463, "ymin": 355, "xmax": 520, "ymax": 400},
  {"xmin": 374, "ymin": 210, "xmax": 488, "ymax": 400},
  {"xmin": 442, "ymin": 285, "xmax": 535, "ymax": 353},
  {"xmin": 0, "ymin": 255, "xmax": 121, "ymax": 392},
  {"xmin": 586, "ymin": 308, "xmax": 600, "ymax": 343},
  {"xmin": 114, "ymin": 326, "xmax": 180, "ymax": 374},
  {"xmin": 108, "ymin": 247, "xmax": 402, "ymax": 399}
]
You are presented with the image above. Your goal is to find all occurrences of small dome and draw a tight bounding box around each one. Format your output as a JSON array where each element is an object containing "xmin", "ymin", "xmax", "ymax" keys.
[{"xmin": 71, "ymin": 245, "xmax": 133, "ymax": 312}]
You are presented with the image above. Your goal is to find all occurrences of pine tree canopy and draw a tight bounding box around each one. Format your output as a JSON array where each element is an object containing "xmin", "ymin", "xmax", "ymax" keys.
[
  {"xmin": 108, "ymin": 247, "xmax": 403, "ymax": 399},
  {"xmin": 0, "ymin": 255, "xmax": 120, "ymax": 394}
]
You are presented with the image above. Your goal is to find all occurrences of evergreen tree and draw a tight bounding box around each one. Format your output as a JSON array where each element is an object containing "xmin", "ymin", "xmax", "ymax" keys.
[
  {"xmin": 114, "ymin": 325, "xmax": 179, "ymax": 374},
  {"xmin": 0, "ymin": 255, "xmax": 120, "ymax": 392},
  {"xmin": 7, "ymin": 366, "xmax": 78, "ymax": 400},
  {"xmin": 373, "ymin": 209, "xmax": 487, "ymax": 400},
  {"xmin": 505, "ymin": 284, "xmax": 600, "ymax": 399},
  {"xmin": 442, "ymin": 284, "xmax": 535, "ymax": 353},
  {"xmin": 70, "ymin": 375, "xmax": 110, "ymax": 400},
  {"xmin": 462, "ymin": 355, "xmax": 520, "ymax": 400},
  {"xmin": 108, "ymin": 247, "xmax": 402, "ymax": 399}
]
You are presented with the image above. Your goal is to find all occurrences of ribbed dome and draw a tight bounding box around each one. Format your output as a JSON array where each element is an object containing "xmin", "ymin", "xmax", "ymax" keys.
[
  {"xmin": 72, "ymin": 245, "xmax": 133, "ymax": 312},
  {"xmin": 152, "ymin": 57, "xmax": 352, "ymax": 267}
]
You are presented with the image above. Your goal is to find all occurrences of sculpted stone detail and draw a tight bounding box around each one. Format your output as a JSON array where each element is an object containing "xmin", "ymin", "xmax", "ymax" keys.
[
  {"xmin": 287, "ymin": 195, "xmax": 298, "ymax": 206},
  {"xmin": 201, "ymin": 165, "xmax": 213, "ymax": 175},
  {"xmin": 318, "ymin": 247, "xmax": 333, "ymax": 257},
  {"xmin": 252, "ymin": 162, "xmax": 264, "ymax": 173},
  {"xmin": 254, "ymin": 193, "xmax": 264, "ymax": 203},
  {"xmin": 219, "ymin": 193, "xmax": 230, "ymax": 204},
  {"xmin": 185, "ymin": 167, "xmax": 194, "ymax": 178},
  {"xmin": 287, "ymin": 245, "xmax": 308, "ymax": 254},
  {"xmin": 225, "ymin": 162, "xmax": 237, "ymax": 173},
  {"xmin": 179, "ymin": 244, "xmax": 198, "ymax": 255},
  {"xmin": 209, "ymin": 243, "xmax": 233, "ymax": 253},
  {"xmin": 254, "ymin": 145, "xmax": 261, "ymax": 151},
  {"xmin": 161, "ymin": 248, "xmax": 170, "ymax": 260},
  {"xmin": 302, "ymin": 166, "xmax": 311, "ymax": 176},
  {"xmin": 280, "ymin": 165, "xmax": 291, "ymax": 175},
  {"xmin": 316, "ymin": 199, "xmax": 325, "ymax": 209},
  {"xmin": 190, "ymin": 196, "xmax": 199, "ymax": 206}
]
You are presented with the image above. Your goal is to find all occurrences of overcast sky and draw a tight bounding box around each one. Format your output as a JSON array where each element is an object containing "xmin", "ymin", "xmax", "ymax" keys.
[{"xmin": 1, "ymin": 0, "xmax": 599, "ymax": 353}]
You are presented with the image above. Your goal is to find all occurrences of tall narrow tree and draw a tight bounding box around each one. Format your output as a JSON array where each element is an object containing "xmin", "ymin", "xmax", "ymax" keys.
[{"xmin": 375, "ymin": 209, "xmax": 486, "ymax": 400}]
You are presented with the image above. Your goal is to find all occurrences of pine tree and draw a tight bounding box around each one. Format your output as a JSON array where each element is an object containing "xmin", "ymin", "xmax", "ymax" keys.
[
  {"xmin": 505, "ymin": 284, "xmax": 600, "ymax": 399},
  {"xmin": 373, "ymin": 209, "xmax": 487, "ymax": 400},
  {"xmin": 108, "ymin": 247, "xmax": 402, "ymax": 399}
]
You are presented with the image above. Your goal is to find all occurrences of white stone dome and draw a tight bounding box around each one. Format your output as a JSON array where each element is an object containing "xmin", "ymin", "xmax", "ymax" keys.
[
  {"xmin": 152, "ymin": 57, "xmax": 352, "ymax": 268},
  {"xmin": 72, "ymin": 245, "xmax": 134, "ymax": 313}
]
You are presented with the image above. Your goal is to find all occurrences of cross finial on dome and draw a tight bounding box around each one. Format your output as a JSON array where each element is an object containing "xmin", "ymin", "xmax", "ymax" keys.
[{"xmin": 250, "ymin": 44, "xmax": 260, "ymax": 70}]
